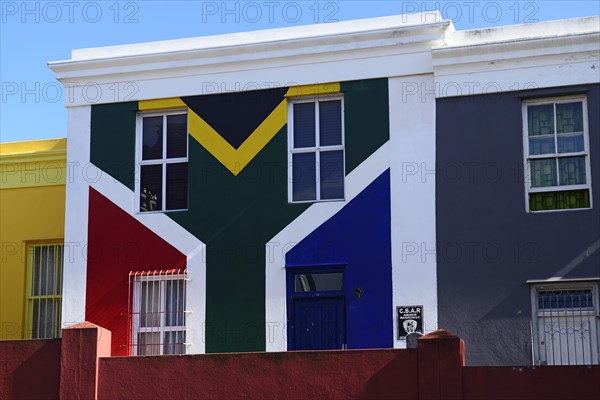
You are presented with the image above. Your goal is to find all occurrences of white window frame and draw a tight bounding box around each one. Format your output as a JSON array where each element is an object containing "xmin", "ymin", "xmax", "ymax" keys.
[
  {"xmin": 130, "ymin": 271, "xmax": 189, "ymax": 356},
  {"xmin": 288, "ymin": 94, "xmax": 346, "ymax": 204},
  {"xmin": 135, "ymin": 109, "xmax": 189, "ymax": 213},
  {"xmin": 529, "ymin": 280, "xmax": 600, "ymax": 366},
  {"xmin": 522, "ymin": 95, "xmax": 593, "ymax": 212}
]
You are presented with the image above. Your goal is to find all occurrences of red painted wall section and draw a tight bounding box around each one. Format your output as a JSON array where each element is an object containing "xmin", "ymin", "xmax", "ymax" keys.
[
  {"xmin": 97, "ymin": 349, "xmax": 419, "ymax": 400},
  {"xmin": 86, "ymin": 188, "xmax": 186, "ymax": 356},
  {"xmin": 463, "ymin": 366, "xmax": 600, "ymax": 400},
  {"xmin": 0, "ymin": 339, "xmax": 60, "ymax": 399}
]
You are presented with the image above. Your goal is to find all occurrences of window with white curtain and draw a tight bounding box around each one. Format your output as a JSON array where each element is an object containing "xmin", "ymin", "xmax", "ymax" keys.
[{"xmin": 129, "ymin": 270, "xmax": 188, "ymax": 356}]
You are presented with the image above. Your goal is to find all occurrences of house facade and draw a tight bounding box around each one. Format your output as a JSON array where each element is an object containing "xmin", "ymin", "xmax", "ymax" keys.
[
  {"xmin": 0, "ymin": 139, "xmax": 66, "ymax": 340},
  {"xmin": 433, "ymin": 18, "xmax": 600, "ymax": 365},
  {"xmin": 48, "ymin": 13, "xmax": 599, "ymax": 364}
]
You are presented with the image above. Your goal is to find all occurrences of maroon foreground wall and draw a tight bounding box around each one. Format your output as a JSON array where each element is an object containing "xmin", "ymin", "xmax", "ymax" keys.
[
  {"xmin": 98, "ymin": 350, "xmax": 418, "ymax": 400},
  {"xmin": 0, "ymin": 339, "xmax": 60, "ymax": 399},
  {"xmin": 1, "ymin": 324, "xmax": 599, "ymax": 400},
  {"xmin": 464, "ymin": 366, "xmax": 600, "ymax": 400}
]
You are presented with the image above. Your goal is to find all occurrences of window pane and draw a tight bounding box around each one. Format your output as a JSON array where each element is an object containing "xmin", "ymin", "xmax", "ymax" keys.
[
  {"xmin": 32, "ymin": 246, "xmax": 41, "ymax": 296},
  {"xmin": 142, "ymin": 116, "xmax": 163, "ymax": 160},
  {"xmin": 165, "ymin": 280, "xmax": 185, "ymax": 327},
  {"xmin": 167, "ymin": 114, "xmax": 187, "ymax": 159},
  {"xmin": 557, "ymin": 133, "xmax": 584, "ymax": 154},
  {"xmin": 32, "ymin": 299, "xmax": 55, "ymax": 339},
  {"xmin": 138, "ymin": 332, "xmax": 160, "ymax": 356},
  {"xmin": 529, "ymin": 136, "xmax": 556, "ymax": 155},
  {"xmin": 556, "ymin": 102, "xmax": 583, "ymax": 134},
  {"xmin": 528, "ymin": 104, "xmax": 555, "ymax": 155},
  {"xmin": 530, "ymin": 159, "xmax": 557, "ymax": 188},
  {"xmin": 39, "ymin": 246, "xmax": 48, "ymax": 296},
  {"xmin": 319, "ymin": 100, "xmax": 342, "ymax": 146},
  {"xmin": 292, "ymin": 153, "xmax": 316, "ymax": 202},
  {"xmin": 559, "ymin": 156, "xmax": 586, "ymax": 186},
  {"xmin": 529, "ymin": 189, "xmax": 590, "ymax": 211},
  {"xmin": 140, "ymin": 165, "xmax": 162, "ymax": 212},
  {"xmin": 538, "ymin": 289, "xmax": 593, "ymax": 310},
  {"xmin": 140, "ymin": 281, "xmax": 161, "ymax": 327},
  {"xmin": 295, "ymin": 273, "xmax": 343, "ymax": 292},
  {"xmin": 528, "ymin": 104, "xmax": 555, "ymax": 136},
  {"xmin": 320, "ymin": 150, "xmax": 344, "ymax": 200},
  {"xmin": 166, "ymin": 163, "xmax": 188, "ymax": 211},
  {"xmin": 31, "ymin": 300, "xmax": 39, "ymax": 338},
  {"xmin": 164, "ymin": 331, "xmax": 185, "ymax": 355},
  {"xmin": 293, "ymin": 103, "xmax": 316, "ymax": 148},
  {"xmin": 41, "ymin": 246, "xmax": 55, "ymax": 296}
]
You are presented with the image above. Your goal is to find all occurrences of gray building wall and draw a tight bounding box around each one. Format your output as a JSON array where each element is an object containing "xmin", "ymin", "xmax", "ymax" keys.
[{"xmin": 436, "ymin": 84, "xmax": 600, "ymax": 366}]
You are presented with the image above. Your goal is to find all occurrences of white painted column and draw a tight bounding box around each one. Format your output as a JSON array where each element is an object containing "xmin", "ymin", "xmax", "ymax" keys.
[
  {"xmin": 389, "ymin": 75, "xmax": 438, "ymax": 348},
  {"xmin": 61, "ymin": 105, "xmax": 91, "ymax": 328}
]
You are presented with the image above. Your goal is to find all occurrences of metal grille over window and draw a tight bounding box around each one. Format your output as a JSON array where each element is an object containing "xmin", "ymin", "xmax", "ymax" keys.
[
  {"xmin": 128, "ymin": 269, "xmax": 188, "ymax": 356},
  {"xmin": 26, "ymin": 243, "xmax": 64, "ymax": 339},
  {"xmin": 534, "ymin": 287, "xmax": 599, "ymax": 365}
]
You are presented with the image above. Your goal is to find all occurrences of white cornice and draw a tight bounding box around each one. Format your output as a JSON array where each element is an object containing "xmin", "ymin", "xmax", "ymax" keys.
[
  {"xmin": 47, "ymin": 13, "xmax": 455, "ymax": 107},
  {"xmin": 49, "ymin": 18, "xmax": 451, "ymax": 80},
  {"xmin": 432, "ymin": 17, "xmax": 600, "ymax": 98}
]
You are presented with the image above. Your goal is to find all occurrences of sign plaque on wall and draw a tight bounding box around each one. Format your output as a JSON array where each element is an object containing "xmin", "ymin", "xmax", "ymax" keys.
[{"xmin": 397, "ymin": 305, "xmax": 423, "ymax": 339}]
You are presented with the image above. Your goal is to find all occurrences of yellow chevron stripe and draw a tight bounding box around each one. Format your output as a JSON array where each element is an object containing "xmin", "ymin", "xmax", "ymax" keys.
[
  {"xmin": 188, "ymin": 100, "xmax": 287, "ymax": 176},
  {"xmin": 285, "ymin": 82, "xmax": 340, "ymax": 97},
  {"xmin": 138, "ymin": 83, "xmax": 337, "ymax": 176}
]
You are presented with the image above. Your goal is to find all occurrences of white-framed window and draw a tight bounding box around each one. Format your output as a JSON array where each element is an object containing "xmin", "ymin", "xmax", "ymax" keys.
[
  {"xmin": 25, "ymin": 242, "xmax": 64, "ymax": 339},
  {"xmin": 523, "ymin": 96, "xmax": 592, "ymax": 212},
  {"xmin": 136, "ymin": 110, "xmax": 188, "ymax": 213},
  {"xmin": 129, "ymin": 270, "xmax": 188, "ymax": 356},
  {"xmin": 288, "ymin": 95, "xmax": 345, "ymax": 203},
  {"xmin": 530, "ymin": 281, "xmax": 599, "ymax": 365}
]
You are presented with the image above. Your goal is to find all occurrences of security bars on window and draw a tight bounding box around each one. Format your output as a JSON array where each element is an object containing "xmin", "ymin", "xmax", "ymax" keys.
[
  {"xmin": 26, "ymin": 243, "xmax": 64, "ymax": 339},
  {"xmin": 523, "ymin": 96, "xmax": 592, "ymax": 211},
  {"xmin": 532, "ymin": 286, "xmax": 600, "ymax": 365},
  {"xmin": 128, "ymin": 270, "xmax": 188, "ymax": 356},
  {"xmin": 137, "ymin": 111, "xmax": 189, "ymax": 213},
  {"xmin": 289, "ymin": 95, "xmax": 345, "ymax": 203}
]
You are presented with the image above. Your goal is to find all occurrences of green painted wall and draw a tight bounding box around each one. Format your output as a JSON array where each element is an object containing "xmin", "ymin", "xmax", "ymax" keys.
[
  {"xmin": 342, "ymin": 79, "xmax": 390, "ymax": 173},
  {"xmin": 90, "ymin": 102, "xmax": 137, "ymax": 190}
]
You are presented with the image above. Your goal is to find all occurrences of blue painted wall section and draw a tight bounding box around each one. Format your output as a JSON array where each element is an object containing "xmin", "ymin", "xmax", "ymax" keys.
[{"xmin": 286, "ymin": 169, "xmax": 392, "ymax": 349}]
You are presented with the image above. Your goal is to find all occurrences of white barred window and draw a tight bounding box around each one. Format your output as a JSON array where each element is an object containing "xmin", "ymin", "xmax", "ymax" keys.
[
  {"xmin": 129, "ymin": 270, "xmax": 188, "ymax": 356},
  {"xmin": 26, "ymin": 243, "xmax": 64, "ymax": 339}
]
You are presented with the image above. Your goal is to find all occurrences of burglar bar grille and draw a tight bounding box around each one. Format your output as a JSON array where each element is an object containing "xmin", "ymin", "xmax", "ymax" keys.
[
  {"xmin": 128, "ymin": 269, "xmax": 188, "ymax": 356},
  {"xmin": 534, "ymin": 287, "xmax": 600, "ymax": 365},
  {"xmin": 25, "ymin": 243, "xmax": 64, "ymax": 339}
]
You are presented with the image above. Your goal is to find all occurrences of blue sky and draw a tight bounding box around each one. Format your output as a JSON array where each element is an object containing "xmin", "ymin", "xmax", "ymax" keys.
[{"xmin": 1, "ymin": 1, "xmax": 599, "ymax": 143}]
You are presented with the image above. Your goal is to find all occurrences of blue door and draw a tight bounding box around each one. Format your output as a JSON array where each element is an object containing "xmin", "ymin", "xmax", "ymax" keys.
[{"xmin": 288, "ymin": 271, "xmax": 346, "ymax": 350}]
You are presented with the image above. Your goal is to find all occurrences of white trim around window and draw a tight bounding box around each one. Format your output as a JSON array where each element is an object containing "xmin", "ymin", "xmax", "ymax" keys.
[
  {"xmin": 522, "ymin": 95, "xmax": 593, "ymax": 212},
  {"xmin": 529, "ymin": 281, "xmax": 600, "ymax": 365},
  {"xmin": 288, "ymin": 94, "xmax": 345, "ymax": 204},
  {"xmin": 135, "ymin": 109, "xmax": 189, "ymax": 213}
]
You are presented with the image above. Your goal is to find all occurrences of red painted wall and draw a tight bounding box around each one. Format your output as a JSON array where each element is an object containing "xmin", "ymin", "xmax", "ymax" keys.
[
  {"xmin": 2, "ymin": 328, "xmax": 600, "ymax": 400},
  {"xmin": 0, "ymin": 339, "xmax": 60, "ymax": 399},
  {"xmin": 86, "ymin": 188, "xmax": 186, "ymax": 355},
  {"xmin": 463, "ymin": 366, "xmax": 600, "ymax": 400},
  {"xmin": 98, "ymin": 349, "xmax": 418, "ymax": 400}
]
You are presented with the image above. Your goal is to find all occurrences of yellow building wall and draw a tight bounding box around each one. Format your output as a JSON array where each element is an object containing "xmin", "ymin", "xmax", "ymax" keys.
[{"xmin": 0, "ymin": 139, "xmax": 66, "ymax": 339}]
